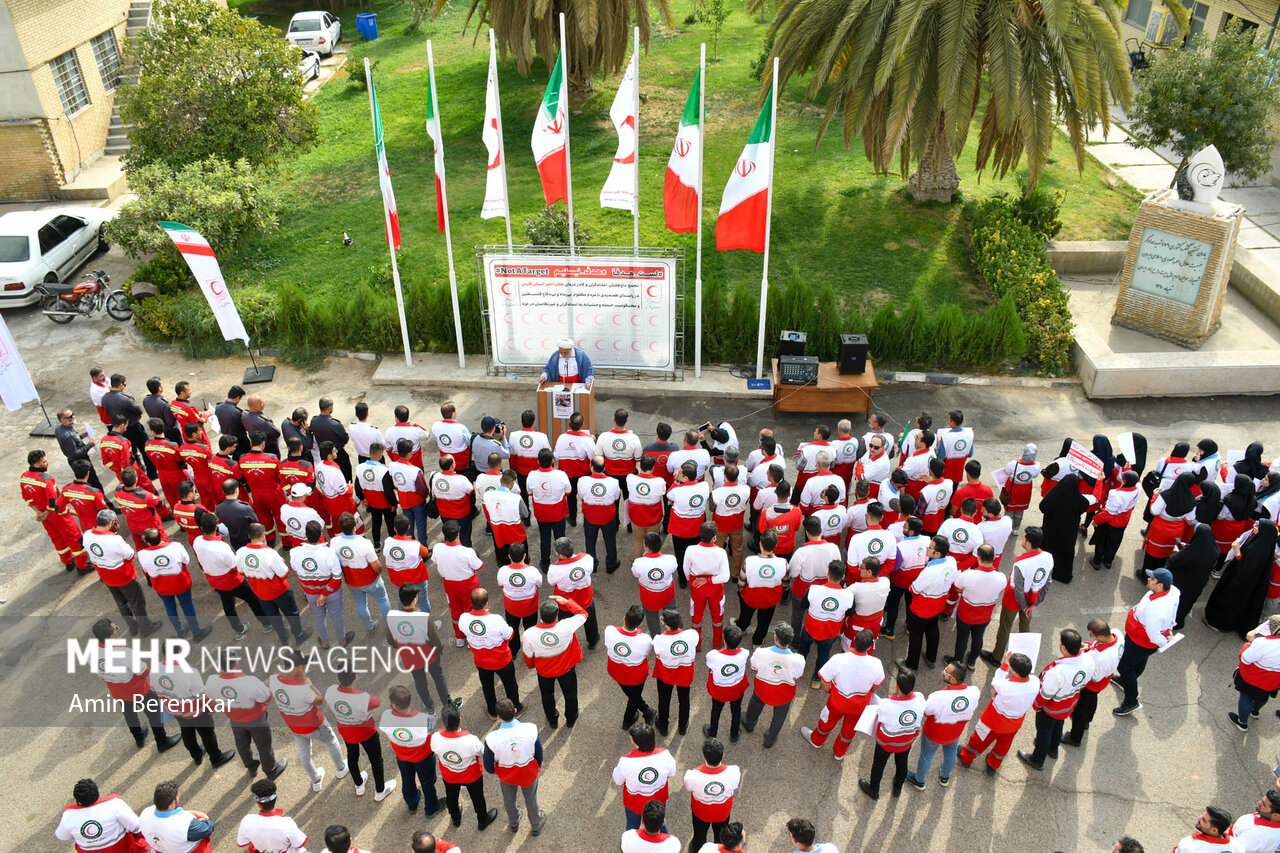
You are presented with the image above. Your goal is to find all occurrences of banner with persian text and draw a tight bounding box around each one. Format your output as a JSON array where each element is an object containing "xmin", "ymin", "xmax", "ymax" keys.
[{"xmin": 483, "ymin": 254, "xmax": 677, "ymax": 371}]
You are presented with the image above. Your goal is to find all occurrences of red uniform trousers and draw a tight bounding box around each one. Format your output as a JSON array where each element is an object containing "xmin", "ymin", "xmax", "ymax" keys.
[
  {"xmin": 809, "ymin": 693, "xmax": 872, "ymax": 758},
  {"xmin": 442, "ymin": 576, "xmax": 480, "ymax": 640},
  {"xmin": 43, "ymin": 512, "xmax": 87, "ymax": 569},
  {"xmin": 958, "ymin": 710, "xmax": 1025, "ymax": 770},
  {"xmin": 155, "ymin": 470, "xmax": 186, "ymax": 510},
  {"xmin": 690, "ymin": 581, "xmax": 725, "ymax": 648}
]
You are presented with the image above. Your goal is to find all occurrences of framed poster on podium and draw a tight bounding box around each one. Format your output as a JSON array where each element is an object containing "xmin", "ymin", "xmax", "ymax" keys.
[{"xmin": 537, "ymin": 384, "xmax": 596, "ymax": 444}]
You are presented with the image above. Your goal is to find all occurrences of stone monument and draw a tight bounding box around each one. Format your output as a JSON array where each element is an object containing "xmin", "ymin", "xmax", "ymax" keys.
[{"xmin": 1111, "ymin": 145, "xmax": 1245, "ymax": 348}]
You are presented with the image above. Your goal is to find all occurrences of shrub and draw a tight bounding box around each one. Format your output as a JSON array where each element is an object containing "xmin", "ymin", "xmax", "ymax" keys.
[
  {"xmin": 126, "ymin": 249, "xmax": 194, "ymax": 296},
  {"xmin": 524, "ymin": 205, "xmax": 591, "ymax": 247}
]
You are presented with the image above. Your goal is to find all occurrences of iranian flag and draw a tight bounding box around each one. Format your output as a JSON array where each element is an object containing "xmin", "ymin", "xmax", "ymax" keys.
[
  {"xmin": 426, "ymin": 76, "xmax": 446, "ymax": 233},
  {"xmin": 664, "ymin": 67, "xmax": 702, "ymax": 233},
  {"xmin": 368, "ymin": 67, "xmax": 401, "ymax": 249},
  {"xmin": 159, "ymin": 221, "xmax": 250, "ymax": 344},
  {"xmin": 531, "ymin": 51, "xmax": 569, "ymax": 205},
  {"xmin": 716, "ymin": 81, "xmax": 774, "ymax": 252}
]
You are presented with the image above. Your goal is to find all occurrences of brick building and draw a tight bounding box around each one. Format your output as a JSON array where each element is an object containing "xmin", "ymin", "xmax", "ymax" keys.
[{"xmin": 0, "ymin": 0, "xmax": 134, "ymax": 200}]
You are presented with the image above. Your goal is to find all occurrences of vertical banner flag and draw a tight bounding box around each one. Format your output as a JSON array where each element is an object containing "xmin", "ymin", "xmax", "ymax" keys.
[
  {"xmin": 532, "ymin": 49, "xmax": 569, "ymax": 205},
  {"xmin": 159, "ymin": 222, "xmax": 250, "ymax": 344},
  {"xmin": 0, "ymin": 314, "xmax": 39, "ymax": 412},
  {"xmin": 426, "ymin": 73, "xmax": 446, "ymax": 233},
  {"xmin": 600, "ymin": 47, "xmax": 638, "ymax": 212},
  {"xmin": 716, "ymin": 79, "xmax": 775, "ymax": 252},
  {"xmin": 664, "ymin": 65, "xmax": 702, "ymax": 233},
  {"xmin": 481, "ymin": 33, "xmax": 510, "ymax": 227},
  {"xmin": 369, "ymin": 72, "xmax": 401, "ymax": 248}
]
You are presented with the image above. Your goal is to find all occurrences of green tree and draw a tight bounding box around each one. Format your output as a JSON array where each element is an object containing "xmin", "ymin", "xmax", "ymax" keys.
[
  {"xmin": 762, "ymin": 0, "xmax": 1155, "ymax": 201},
  {"xmin": 1128, "ymin": 25, "xmax": 1280, "ymax": 183},
  {"xmin": 445, "ymin": 0, "xmax": 672, "ymax": 97},
  {"xmin": 117, "ymin": 0, "xmax": 318, "ymax": 170},
  {"xmin": 107, "ymin": 157, "xmax": 282, "ymax": 258},
  {"xmin": 697, "ymin": 0, "xmax": 730, "ymax": 60}
]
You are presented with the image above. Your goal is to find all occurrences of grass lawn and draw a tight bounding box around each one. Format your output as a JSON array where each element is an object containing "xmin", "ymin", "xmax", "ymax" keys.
[{"xmin": 220, "ymin": 0, "xmax": 1140, "ymax": 330}]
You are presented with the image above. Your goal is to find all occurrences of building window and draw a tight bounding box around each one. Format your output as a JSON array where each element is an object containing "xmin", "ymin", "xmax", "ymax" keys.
[
  {"xmin": 1125, "ymin": 0, "xmax": 1153, "ymax": 28},
  {"xmin": 50, "ymin": 49, "xmax": 90, "ymax": 115},
  {"xmin": 91, "ymin": 30, "xmax": 122, "ymax": 91}
]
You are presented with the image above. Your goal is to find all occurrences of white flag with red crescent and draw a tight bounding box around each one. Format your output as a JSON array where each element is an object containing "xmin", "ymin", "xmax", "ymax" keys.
[{"xmin": 159, "ymin": 221, "xmax": 250, "ymax": 344}]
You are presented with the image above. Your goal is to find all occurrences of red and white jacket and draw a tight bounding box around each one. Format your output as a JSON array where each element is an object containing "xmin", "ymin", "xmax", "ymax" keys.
[
  {"xmin": 522, "ymin": 599, "xmax": 588, "ymax": 677},
  {"xmin": 429, "ymin": 729, "xmax": 485, "ymax": 784},
  {"xmin": 599, "ymin": 429, "xmax": 643, "ymax": 476},
  {"xmin": 430, "ymin": 471, "xmax": 474, "ymax": 520},
  {"xmin": 55, "ymin": 794, "xmax": 144, "ymax": 853},
  {"xmin": 974, "ymin": 664, "xmax": 1040, "ymax": 734},
  {"xmin": 817, "ymin": 648, "xmax": 884, "ymax": 714},
  {"xmin": 749, "ymin": 646, "xmax": 805, "ymax": 706},
  {"xmin": 612, "ymin": 747, "xmax": 677, "ymax": 812},
  {"xmin": 462, "ymin": 609, "xmax": 514, "ymax": 670},
  {"xmin": 739, "ymin": 555, "xmax": 787, "ymax": 609},
  {"xmin": 1033, "ymin": 652, "xmax": 1094, "ymax": 719},
  {"xmin": 578, "ymin": 473, "xmax": 621, "ymax": 525},
  {"xmin": 683, "ymin": 763, "xmax": 742, "ymax": 823},
  {"xmin": 553, "ymin": 430, "xmax": 595, "ymax": 479},
  {"xmin": 1003, "ymin": 549, "xmax": 1053, "ymax": 611},
  {"xmin": 685, "ymin": 541, "xmax": 730, "ymax": 598},
  {"xmin": 667, "ymin": 481, "xmax": 711, "ymax": 539},
  {"xmin": 1124, "ymin": 588, "xmax": 1180, "ymax": 649},
  {"xmin": 1173, "ymin": 833, "xmax": 1232, "ymax": 852},
  {"xmin": 527, "ymin": 467, "xmax": 572, "ymax": 523},
  {"xmin": 803, "ymin": 582, "xmax": 854, "ymax": 641},
  {"xmin": 625, "ymin": 473, "xmax": 667, "ymax": 527},
  {"xmin": 711, "ymin": 482, "xmax": 751, "ymax": 532},
  {"xmin": 1240, "ymin": 630, "xmax": 1280, "ymax": 692},
  {"xmin": 484, "ymin": 720, "xmax": 542, "ymax": 787},
  {"xmin": 380, "ymin": 707, "xmax": 435, "ymax": 762},
  {"xmin": 510, "ymin": 429, "xmax": 552, "ymax": 476},
  {"xmin": 496, "ymin": 562, "xmax": 543, "ymax": 618},
  {"xmin": 874, "ymin": 692, "xmax": 928, "ymax": 752},
  {"xmin": 920, "ymin": 683, "xmax": 981, "ymax": 745},
  {"xmin": 136, "ymin": 541, "xmax": 192, "ymax": 596},
  {"xmin": 1093, "ymin": 484, "xmax": 1141, "ymax": 528},
  {"xmin": 482, "ymin": 488, "xmax": 527, "ymax": 547},
  {"xmin": 1083, "ymin": 633, "xmax": 1125, "ymax": 691},
  {"xmin": 908, "ymin": 557, "xmax": 959, "ymax": 618},
  {"xmin": 847, "ymin": 526, "xmax": 897, "ymax": 576},
  {"xmin": 605, "ymin": 625, "xmax": 653, "ymax": 685},
  {"xmin": 950, "ymin": 564, "xmax": 1007, "ymax": 625},
  {"xmin": 653, "ymin": 628, "xmax": 699, "ymax": 687},
  {"xmin": 705, "ymin": 647, "xmax": 751, "ymax": 701},
  {"xmin": 632, "ymin": 553, "xmax": 678, "ymax": 611}
]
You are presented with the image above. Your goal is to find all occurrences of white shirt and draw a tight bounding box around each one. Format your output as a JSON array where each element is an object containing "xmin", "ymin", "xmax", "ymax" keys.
[
  {"xmin": 978, "ymin": 515, "xmax": 1014, "ymax": 556},
  {"xmin": 235, "ymin": 811, "xmax": 308, "ymax": 853},
  {"xmin": 55, "ymin": 795, "xmax": 141, "ymax": 850},
  {"xmin": 331, "ymin": 534, "xmax": 378, "ymax": 569},
  {"xmin": 622, "ymin": 830, "xmax": 682, "ymax": 853},
  {"xmin": 83, "ymin": 530, "xmax": 134, "ymax": 570},
  {"xmin": 527, "ymin": 467, "xmax": 573, "ymax": 504},
  {"xmin": 348, "ymin": 421, "xmax": 386, "ymax": 458},
  {"xmin": 667, "ymin": 446, "xmax": 712, "ymax": 480},
  {"xmin": 136, "ymin": 541, "xmax": 189, "ymax": 582},
  {"xmin": 800, "ymin": 472, "xmax": 846, "ymax": 508},
  {"xmin": 192, "ymin": 534, "xmax": 238, "ymax": 582},
  {"xmin": 433, "ymin": 542, "xmax": 483, "ymax": 582},
  {"xmin": 1229, "ymin": 813, "xmax": 1280, "ymax": 853}
]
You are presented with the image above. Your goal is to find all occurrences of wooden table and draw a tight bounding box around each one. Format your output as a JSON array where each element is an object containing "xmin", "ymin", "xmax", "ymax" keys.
[{"xmin": 771, "ymin": 359, "xmax": 879, "ymax": 417}]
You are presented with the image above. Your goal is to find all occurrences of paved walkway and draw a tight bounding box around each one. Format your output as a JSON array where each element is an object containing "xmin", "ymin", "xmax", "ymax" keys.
[{"xmin": 1073, "ymin": 105, "xmax": 1280, "ymax": 280}]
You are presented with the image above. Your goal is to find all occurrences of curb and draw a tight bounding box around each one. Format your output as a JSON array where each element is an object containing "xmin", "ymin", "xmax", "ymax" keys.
[{"xmin": 878, "ymin": 370, "xmax": 1081, "ymax": 389}]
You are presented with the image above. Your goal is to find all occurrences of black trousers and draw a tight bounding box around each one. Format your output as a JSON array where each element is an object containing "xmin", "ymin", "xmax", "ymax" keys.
[
  {"xmin": 952, "ymin": 619, "xmax": 990, "ymax": 666},
  {"xmin": 656, "ymin": 680, "xmax": 690, "ymax": 733},
  {"xmin": 505, "ymin": 611, "xmax": 537, "ymax": 657},
  {"xmin": 691, "ymin": 816, "xmax": 730, "ymax": 852},
  {"xmin": 537, "ymin": 669, "xmax": 579, "ymax": 726},
  {"xmin": 708, "ymin": 696, "xmax": 742, "ymax": 740},
  {"xmin": 673, "ymin": 536, "xmax": 698, "ymax": 583},
  {"xmin": 232, "ymin": 717, "xmax": 278, "ymax": 771},
  {"xmin": 177, "ymin": 711, "xmax": 224, "ymax": 759},
  {"xmin": 584, "ymin": 517, "xmax": 620, "ymax": 571},
  {"xmin": 1068, "ymin": 689, "xmax": 1100, "ymax": 741},
  {"xmin": 868, "ymin": 744, "xmax": 909, "ymax": 795},
  {"xmin": 558, "ymin": 603, "xmax": 599, "ymax": 646},
  {"xmin": 736, "ymin": 599, "xmax": 777, "ymax": 647},
  {"xmin": 445, "ymin": 777, "xmax": 489, "ymax": 825},
  {"xmin": 109, "ymin": 579, "xmax": 152, "ymax": 635},
  {"xmin": 478, "ymin": 662, "xmax": 521, "ymax": 716},
  {"xmin": 1090, "ymin": 523, "xmax": 1126, "ymax": 566},
  {"xmin": 126, "ymin": 423, "xmax": 157, "ymax": 478},
  {"xmin": 346, "ymin": 735, "xmax": 386, "ymax": 791},
  {"xmin": 536, "ymin": 518, "xmax": 567, "ymax": 569},
  {"xmin": 368, "ymin": 506, "xmax": 397, "ymax": 544},
  {"xmin": 1030, "ymin": 709, "xmax": 1065, "ymax": 764},
  {"xmin": 883, "ymin": 586, "xmax": 911, "ymax": 633},
  {"xmin": 216, "ymin": 580, "xmax": 269, "ymax": 630},
  {"xmin": 905, "ymin": 610, "xmax": 940, "ymax": 669},
  {"xmin": 123, "ymin": 688, "xmax": 169, "ymax": 739},
  {"xmin": 619, "ymin": 681, "xmax": 653, "ymax": 729}
]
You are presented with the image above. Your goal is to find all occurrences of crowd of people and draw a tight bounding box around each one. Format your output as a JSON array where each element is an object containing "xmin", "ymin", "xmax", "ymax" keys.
[{"xmin": 32, "ymin": 368, "xmax": 1280, "ymax": 852}]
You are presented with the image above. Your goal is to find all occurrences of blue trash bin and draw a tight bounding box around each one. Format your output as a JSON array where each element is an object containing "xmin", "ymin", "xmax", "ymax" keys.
[
  {"xmin": 355, "ymin": 12, "xmax": 371, "ymax": 38},
  {"xmin": 357, "ymin": 12, "xmax": 378, "ymax": 40}
]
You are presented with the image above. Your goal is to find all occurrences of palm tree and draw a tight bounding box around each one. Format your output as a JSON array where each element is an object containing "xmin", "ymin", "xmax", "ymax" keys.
[
  {"xmin": 444, "ymin": 0, "xmax": 672, "ymax": 97},
  {"xmin": 761, "ymin": 0, "xmax": 1178, "ymax": 200}
]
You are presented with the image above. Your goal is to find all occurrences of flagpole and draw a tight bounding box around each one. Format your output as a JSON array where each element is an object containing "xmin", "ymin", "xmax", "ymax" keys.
[
  {"xmin": 632, "ymin": 26, "xmax": 640, "ymax": 256},
  {"xmin": 365, "ymin": 59, "xmax": 413, "ymax": 368},
  {"xmin": 490, "ymin": 29, "xmax": 513, "ymax": 252},
  {"xmin": 755, "ymin": 58, "xmax": 778, "ymax": 381},
  {"xmin": 695, "ymin": 42, "xmax": 705, "ymax": 379},
  {"xmin": 428, "ymin": 40, "xmax": 467, "ymax": 369},
  {"xmin": 560, "ymin": 12, "xmax": 576, "ymax": 255}
]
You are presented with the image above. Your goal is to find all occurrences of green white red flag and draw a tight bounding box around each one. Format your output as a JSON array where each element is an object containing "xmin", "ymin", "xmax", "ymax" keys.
[
  {"xmin": 531, "ymin": 51, "xmax": 569, "ymax": 205},
  {"xmin": 426, "ymin": 74, "xmax": 446, "ymax": 233},
  {"xmin": 664, "ymin": 67, "xmax": 702, "ymax": 233},
  {"xmin": 368, "ymin": 70, "xmax": 401, "ymax": 249},
  {"xmin": 716, "ymin": 80, "xmax": 774, "ymax": 252}
]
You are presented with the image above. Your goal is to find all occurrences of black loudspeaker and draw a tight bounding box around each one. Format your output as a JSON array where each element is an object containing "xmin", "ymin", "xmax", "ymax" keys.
[
  {"xmin": 839, "ymin": 333, "xmax": 869, "ymax": 374},
  {"xmin": 778, "ymin": 330, "xmax": 807, "ymax": 357}
]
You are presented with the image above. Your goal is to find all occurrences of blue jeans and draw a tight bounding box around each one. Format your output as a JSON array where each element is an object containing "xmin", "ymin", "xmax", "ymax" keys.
[
  {"xmin": 350, "ymin": 576, "xmax": 393, "ymax": 631},
  {"xmin": 397, "ymin": 755, "xmax": 440, "ymax": 811},
  {"xmin": 914, "ymin": 734, "xmax": 959, "ymax": 781},
  {"xmin": 160, "ymin": 589, "xmax": 200, "ymax": 635},
  {"xmin": 1239, "ymin": 690, "xmax": 1266, "ymax": 719},
  {"xmin": 795, "ymin": 630, "xmax": 837, "ymax": 676},
  {"xmin": 305, "ymin": 590, "xmax": 347, "ymax": 644},
  {"xmin": 403, "ymin": 503, "xmax": 429, "ymax": 545}
]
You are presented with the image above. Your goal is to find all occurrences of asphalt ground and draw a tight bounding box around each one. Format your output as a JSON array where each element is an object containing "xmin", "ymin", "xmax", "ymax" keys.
[{"xmin": 4, "ymin": 248, "xmax": 1280, "ymax": 852}]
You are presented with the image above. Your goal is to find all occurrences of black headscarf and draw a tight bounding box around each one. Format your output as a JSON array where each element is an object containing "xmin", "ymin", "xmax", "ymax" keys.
[
  {"xmin": 1038, "ymin": 472, "xmax": 1091, "ymax": 555},
  {"xmin": 1258, "ymin": 472, "xmax": 1280, "ymax": 503},
  {"xmin": 1059, "ymin": 438, "xmax": 1074, "ymax": 459},
  {"xmin": 1169, "ymin": 441, "xmax": 1190, "ymax": 461},
  {"xmin": 1168, "ymin": 522, "xmax": 1217, "ymax": 577},
  {"xmin": 1206, "ymin": 521, "xmax": 1280, "ymax": 637},
  {"xmin": 1161, "ymin": 472, "xmax": 1197, "ymax": 516},
  {"xmin": 1195, "ymin": 481, "xmax": 1223, "ymax": 524},
  {"xmin": 1090, "ymin": 434, "xmax": 1115, "ymax": 484},
  {"xmin": 1236, "ymin": 442, "xmax": 1269, "ymax": 481},
  {"xmin": 1042, "ymin": 438, "xmax": 1074, "ymax": 480},
  {"xmin": 1129, "ymin": 433, "xmax": 1148, "ymax": 475},
  {"xmin": 1197, "ymin": 438, "xmax": 1218, "ymax": 458},
  {"xmin": 1224, "ymin": 475, "xmax": 1258, "ymax": 522}
]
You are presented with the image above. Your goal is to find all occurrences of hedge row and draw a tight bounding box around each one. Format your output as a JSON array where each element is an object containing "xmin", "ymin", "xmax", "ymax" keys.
[{"xmin": 968, "ymin": 190, "xmax": 1075, "ymax": 375}]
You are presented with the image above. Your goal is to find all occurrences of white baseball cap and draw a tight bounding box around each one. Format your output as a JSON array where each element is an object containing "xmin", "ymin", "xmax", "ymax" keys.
[{"xmin": 289, "ymin": 483, "xmax": 312, "ymax": 498}]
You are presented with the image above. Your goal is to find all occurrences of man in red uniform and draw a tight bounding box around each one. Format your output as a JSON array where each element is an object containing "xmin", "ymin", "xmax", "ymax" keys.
[
  {"xmin": 179, "ymin": 422, "xmax": 221, "ymax": 510},
  {"xmin": 757, "ymin": 482, "xmax": 802, "ymax": 560},
  {"xmin": 168, "ymin": 381, "xmax": 210, "ymax": 445},
  {"xmin": 522, "ymin": 595, "xmax": 591, "ymax": 729},
  {"xmin": 100, "ymin": 416, "xmax": 156, "ymax": 494},
  {"xmin": 208, "ymin": 434, "xmax": 248, "ymax": 501},
  {"xmin": 800, "ymin": 628, "xmax": 884, "ymax": 759},
  {"xmin": 241, "ymin": 431, "xmax": 285, "ymax": 541},
  {"xmin": 958, "ymin": 652, "xmax": 1039, "ymax": 773},
  {"xmin": 950, "ymin": 460, "xmax": 994, "ymax": 519},
  {"xmin": 428, "ymin": 705, "xmax": 498, "ymax": 831},
  {"xmin": 112, "ymin": 467, "xmax": 168, "ymax": 547},
  {"xmin": 57, "ymin": 459, "xmax": 111, "ymax": 559},
  {"xmin": 89, "ymin": 617, "xmax": 180, "ymax": 749},
  {"xmin": 462, "ymin": 588, "xmax": 524, "ymax": 719},
  {"xmin": 144, "ymin": 417, "xmax": 188, "ymax": 510},
  {"xmin": 22, "ymin": 449, "xmax": 88, "ymax": 571},
  {"xmin": 703, "ymin": 624, "xmax": 750, "ymax": 743}
]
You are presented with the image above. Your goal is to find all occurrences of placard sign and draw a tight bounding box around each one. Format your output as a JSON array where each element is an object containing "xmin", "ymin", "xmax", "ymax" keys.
[
  {"xmin": 485, "ymin": 254, "xmax": 677, "ymax": 371},
  {"xmin": 1129, "ymin": 227, "xmax": 1212, "ymax": 306}
]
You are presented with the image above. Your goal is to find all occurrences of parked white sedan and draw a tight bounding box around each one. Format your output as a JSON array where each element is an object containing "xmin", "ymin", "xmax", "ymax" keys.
[
  {"xmin": 285, "ymin": 11, "xmax": 341, "ymax": 56},
  {"xmin": 0, "ymin": 208, "xmax": 111, "ymax": 308},
  {"xmin": 297, "ymin": 49, "xmax": 320, "ymax": 81}
]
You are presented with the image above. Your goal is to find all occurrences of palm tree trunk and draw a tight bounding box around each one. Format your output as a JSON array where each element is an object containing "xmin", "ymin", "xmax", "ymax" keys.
[{"xmin": 907, "ymin": 112, "xmax": 961, "ymax": 203}]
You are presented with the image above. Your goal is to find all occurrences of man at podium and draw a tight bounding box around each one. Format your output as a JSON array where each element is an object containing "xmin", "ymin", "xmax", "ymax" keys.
[{"xmin": 538, "ymin": 339, "xmax": 595, "ymax": 389}]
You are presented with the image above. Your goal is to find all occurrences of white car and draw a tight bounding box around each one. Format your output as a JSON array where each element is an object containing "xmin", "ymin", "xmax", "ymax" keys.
[
  {"xmin": 0, "ymin": 207, "xmax": 110, "ymax": 308},
  {"xmin": 285, "ymin": 11, "xmax": 340, "ymax": 56},
  {"xmin": 297, "ymin": 49, "xmax": 320, "ymax": 82}
]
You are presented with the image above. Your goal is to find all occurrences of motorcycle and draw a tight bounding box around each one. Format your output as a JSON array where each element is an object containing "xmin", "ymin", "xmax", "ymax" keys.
[{"xmin": 37, "ymin": 269, "xmax": 132, "ymax": 325}]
